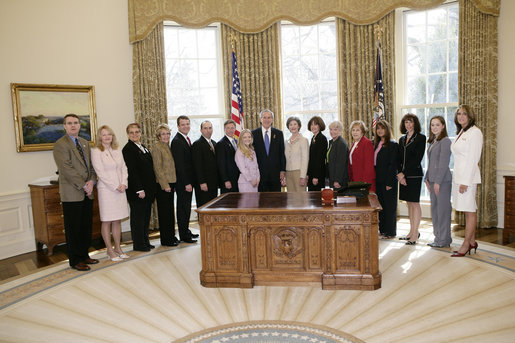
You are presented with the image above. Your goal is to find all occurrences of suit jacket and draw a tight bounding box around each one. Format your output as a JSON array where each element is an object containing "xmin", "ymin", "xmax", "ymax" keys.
[
  {"xmin": 216, "ymin": 136, "xmax": 240, "ymax": 191},
  {"xmin": 151, "ymin": 141, "xmax": 177, "ymax": 190},
  {"xmin": 251, "ymin": 127, "xmax": 286, "ymax": 184},
  {"xmin": 349, "ymin": 136, "xmax": 376, "ymax": 192},
  {"xmin": 307, "ymin": 132, "xmax": 328, "ymax": 181},
  {"xmin": 171, "ymin": 133, "xmax": 195, "ymax": 187},
  {"xmin": 122, "ymin": 140, "xmax": 156, "ymax": 202},
  {"xmin": 375, "ymin": 140, "xmax": 399, "ymax": 187},
  {"xmin": 91, "ymin": 147, "xmax": 128, "ymax": 192},
  {"xmin": 398, "ymin": 133, "xmax": 426, "ymax": 177},
  {"xmin": 192, "ymin": 136, "xmax": 219, "ymax": 189},
  {"xmin": 451, "ymin": 125, "xmax": 482, "ymax": 186},
  {"xmin": 425, "ymin": 137, "xmax": 452, "ymax": 184},
  {"xmin": 53, "ymin": 135, "xmax": 97, "ymax": 202},
  {"xmin": 326, "ymin": 136, "xmax": 349, "ymax": 189}
]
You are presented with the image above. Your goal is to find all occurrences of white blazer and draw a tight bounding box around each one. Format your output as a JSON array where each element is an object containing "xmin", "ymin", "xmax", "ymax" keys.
[{"xmin": 451, "ymin": 125, "xmax": 482, "ymax": 186}]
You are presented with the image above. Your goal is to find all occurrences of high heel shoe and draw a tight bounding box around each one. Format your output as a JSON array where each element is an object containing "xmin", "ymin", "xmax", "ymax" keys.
[
  {"xmin": 470, "ymin": 242, "xmax": 478, "ymax": 254},
  {"xmin": 399, "ymin": 232, "xmax": 420, "ymax": 241},
  {"xmin": 405, "ymin": 240, "xmax": 417, "ymax": 245},
  {"xmin": 107, "ymin": 254, "xmax": 123, "ymax": 262},
  {"xmin": 115, "ymin": 251, "xmax": 129, "ymax": 259}
]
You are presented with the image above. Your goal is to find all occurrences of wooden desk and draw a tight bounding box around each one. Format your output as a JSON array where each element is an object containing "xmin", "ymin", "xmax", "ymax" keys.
[
  {"xmin": 504, "ymin": 176, "xmax": 515, "ymax": 244},
  {"xmin": 29, "ymin": 183, "xmax": 101, "ymax": 255},
  {"xmin": 196, "ymin": 192, "xmax": 382, "ymax": 290}
]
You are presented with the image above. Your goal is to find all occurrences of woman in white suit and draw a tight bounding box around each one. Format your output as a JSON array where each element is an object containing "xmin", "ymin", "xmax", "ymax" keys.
[
  {"xmin": 91, "ymin": 125, "xmax": 130, "ymax": 261},
  {"xmin": 450, "ymin": 105, "xmax": 483, "ymax": 257}
]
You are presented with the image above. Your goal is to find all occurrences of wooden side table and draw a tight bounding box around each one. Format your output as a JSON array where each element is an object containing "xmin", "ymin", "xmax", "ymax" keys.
[
  {"xmin": 504, "ymin": 176, "xmax": 515, "ymax": 244},
  {"xmin": 29, "ymin": 182, "xmax": 101, "ymax": 255}
]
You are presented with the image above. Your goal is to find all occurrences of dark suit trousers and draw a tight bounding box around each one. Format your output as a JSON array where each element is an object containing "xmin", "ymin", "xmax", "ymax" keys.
[
  {"xmin": 155, "ymin": 183, "xmax": 176, "ymax": 245},
  {"xmin": 195, "ymin": 186, "xmax": 217, "ymax": 208},
  {"xmin": 258, "ymin": 175, "xmax": 281, "ymax": 192},
  {"xmin": 176, "ymin": 185, "xmax": 193, "ymax": 240},
  {"xmin": 376, "ymin": 182, "xmax": 398, "ymax": 237},
  {"xmin": 62, "ymin": 198, "xmax": 93, "ymax": 267},
  {"xmin": 128, "ymin": 197, "xmax": 152, "ymax": 250}
]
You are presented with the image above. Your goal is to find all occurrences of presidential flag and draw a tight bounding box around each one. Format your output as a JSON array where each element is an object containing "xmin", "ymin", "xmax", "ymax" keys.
[
  {"xmin": 231, "ymin": 50, "xmax": 244, "ymax": 137},
  {"xmin": 373, "ymin": 40, "xmax": 385, "ymax": 129}
]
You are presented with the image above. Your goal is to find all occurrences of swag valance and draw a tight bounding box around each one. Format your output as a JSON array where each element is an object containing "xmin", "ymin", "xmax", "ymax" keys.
[{"xmin": 128, "ymin": 0, "xmax": 499, "ymax": 43}]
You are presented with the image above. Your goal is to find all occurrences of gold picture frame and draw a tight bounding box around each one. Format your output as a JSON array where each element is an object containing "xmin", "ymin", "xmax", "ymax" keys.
[{"xmin": 11, "ymin": 83, "xmax": 97, "ymax": 152}]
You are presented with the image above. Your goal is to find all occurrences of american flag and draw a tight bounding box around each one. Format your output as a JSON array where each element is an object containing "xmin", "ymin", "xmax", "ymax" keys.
[
  {"xmin": 373, "ymin": 40, "xmax": 385, "ymax": 129},
  {"xmin": 231, "ymin": 50, "xmax": 244, "ymax": 137}
]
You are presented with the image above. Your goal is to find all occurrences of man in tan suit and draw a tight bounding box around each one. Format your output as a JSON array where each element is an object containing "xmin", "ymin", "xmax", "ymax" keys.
[{"xmin": 53, "ymin": 114, "xmax": 98, "ymax": 271}]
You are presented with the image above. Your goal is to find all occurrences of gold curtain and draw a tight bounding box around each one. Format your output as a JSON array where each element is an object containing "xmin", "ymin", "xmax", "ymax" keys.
[
  {"xmin": 456, "ymin": 0, "xmax": 498, "ymax": 228},
  {"xmin": 221, "ymin": 24, "xmax": 282, "ymax": 130},
  {"xmin": 336, "ymin": 12, "xmax": 395, "ymax": 142},
  {"xmin": 132, "ymin": 22, "xmax": 168, "ymax": 229}
]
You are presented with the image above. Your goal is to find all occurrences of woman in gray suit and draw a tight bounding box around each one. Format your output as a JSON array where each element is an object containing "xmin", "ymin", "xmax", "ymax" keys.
[
  {"xmin": 326, "ymin": 121, "xmax": 349, "ymax": 191},
  {"xmin": 424, "ymin": 116, "xmax": 452, "ymax": 248}
]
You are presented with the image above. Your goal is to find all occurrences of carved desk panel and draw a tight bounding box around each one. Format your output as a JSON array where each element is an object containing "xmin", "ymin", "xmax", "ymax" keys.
[{"xmin": 196, "ymin": 192, "xmax": 382, "ymax": 290}]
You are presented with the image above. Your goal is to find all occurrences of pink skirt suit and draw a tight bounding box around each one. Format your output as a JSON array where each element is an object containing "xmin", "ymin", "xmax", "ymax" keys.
[
  {"xmin": 91, "ymin": 147, "xmax": 129, "ymax": 221},
  {"xmin": 235, "ymin": 149, "xmax": 260, "ymax": 192}
]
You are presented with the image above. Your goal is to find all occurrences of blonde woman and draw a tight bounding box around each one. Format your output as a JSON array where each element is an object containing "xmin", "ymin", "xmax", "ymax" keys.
[
  {"xmin": 234, "ymin": 129, "xmax": 260, "ymax": 192},
  {"xmin": 151, "ymin": 124, "xmax": 179, "ymax": 247},
  {"xmin": 91, "ymin": 125, "xmax": 129, "ymax": 261}
]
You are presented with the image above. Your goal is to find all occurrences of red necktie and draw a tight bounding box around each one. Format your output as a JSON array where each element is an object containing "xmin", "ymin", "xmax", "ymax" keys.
[{"xmin": 187, "ymin": 136, "xmax": 191, "ymax": 146}]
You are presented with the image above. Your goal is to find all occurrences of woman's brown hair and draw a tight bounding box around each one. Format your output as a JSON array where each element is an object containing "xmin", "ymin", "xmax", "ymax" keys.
[
  {"xmin": 399, "ymin": 113, "xmax": 421, "ymax": 134},
  {"xmin": 427, "ymin": 115, "xmax": 448, "ymax": 143},
  {"xmin": 454, "ymin": 104, "xmax": 476, "ymax": 134},
  {"xmin": 374, "ymin": 120, "xmax": 392, "ymax": 147}
]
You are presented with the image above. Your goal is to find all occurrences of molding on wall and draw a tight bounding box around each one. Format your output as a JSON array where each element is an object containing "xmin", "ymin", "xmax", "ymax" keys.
[{"xmin": 0, "ymin": 192, "xmax": 35, "ymax": 260}]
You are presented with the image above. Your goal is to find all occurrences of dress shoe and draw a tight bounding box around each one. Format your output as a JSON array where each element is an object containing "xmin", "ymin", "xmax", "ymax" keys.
[
  {"xmin": 134, "ymin": 247, "xmax": 151, "ymax": 252},
  {"xmin": 115, "ymin": 252, "xmax": 130, "ymax": 259},
  {"xmin": 190, "ymin": 233, "xmax": 199, "ymax": 238},
  {"xmin": 181, "ymin": 238, "xmax": 197, "ymax": 243},
  {"xmin": 148, "ymin": 244, "xmax": 155, "ymax": 249},
  {"xmin": 405, "ymin": 240, "xmax": 417, "ymax": 245},
  {"xmin": 161, "ymin": 241, "xmax": 179, "ymax": 247},
  {"xmin": 83, "ymin": 258, "xmax": 99, "ymax": 264},
  {"xmin": 172, "ymin": 236, "xmax": 180, "ymax": 244},
  {"xmin": 428, "ymin": 242, "xmax": 450, "ymax": 248},
  {"xmin": 72, "ymin": 262, "xmax": 91, "ymax": 271}
]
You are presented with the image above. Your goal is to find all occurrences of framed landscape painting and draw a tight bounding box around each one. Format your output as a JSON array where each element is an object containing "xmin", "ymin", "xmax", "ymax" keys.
[{"xmin": 11, "ymin": 83, "xmax": 97, "ymax": 152}]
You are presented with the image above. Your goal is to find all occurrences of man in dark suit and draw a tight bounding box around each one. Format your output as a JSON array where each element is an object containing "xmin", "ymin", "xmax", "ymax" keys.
[
  {"xmin": 122, "ymin": 123, "xmax": 157, "ymax": 252},
  {"xmin": 216, "ymin": 119, "xmax": 240, "ymax": 193},
  {"xmin": 171, "ymin": 115, "xmax": 198, "ymax": 243},
  {"xmin": 53, "ymin": 113, "xmax": 98, "ymax": 271},
  {"xmin": 251, "ymin": 109, "xmax": 286, "ymax": 191},
  {"xmin": 192, "ymin": 120, "xmax": 219, "ymax": 207}
]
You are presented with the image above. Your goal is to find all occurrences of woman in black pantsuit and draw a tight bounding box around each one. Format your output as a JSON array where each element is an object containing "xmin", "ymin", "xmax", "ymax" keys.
[
  {"xmin": 122, "ymin": 123, "xmax": 157, "ymax": 252},
  {"xmin": 397, "ymin": 114, "xmax": 426, "ymax": 245},
  {"xmin": 374, "ymin": 120, "xmax": 399, "ymax": 239},
  {"xmin": 307, "ymin": 116, "xmax": 328, "ymax": 191}
]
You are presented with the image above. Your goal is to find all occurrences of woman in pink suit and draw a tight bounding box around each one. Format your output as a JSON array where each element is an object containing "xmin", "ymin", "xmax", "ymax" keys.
[
  {"xmin": 91, "ymin": 125, "xmax": 129, "ymax": 262},
  {"xmin": 348, "ymin": 120, "xmax": 376, "ymax": 192},
  {"xmin": 235, "ymin": 129, "xmax": 260, "ymax": 192}
]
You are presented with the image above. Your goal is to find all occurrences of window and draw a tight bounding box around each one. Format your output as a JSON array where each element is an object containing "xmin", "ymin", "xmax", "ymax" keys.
[
  {"xmin": 163, "ymin": 25, "xmax": 224, "ymax": 141},
  {"xmin": 400, "ymin": 2, "xmax": 459, "ymax": 199},
  {"xmin": 280, "ymin": 21, "xmax": 338, "ymax": 140}
]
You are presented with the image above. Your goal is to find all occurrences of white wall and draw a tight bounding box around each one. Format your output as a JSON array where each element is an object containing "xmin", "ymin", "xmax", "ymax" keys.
[
  {"xmin": 497, "ymin": 0, "xmax": 515, "ymax": 228},
  {"xmin": 0, "ymin": 0, "xmax": 134, "ymax": 258}
]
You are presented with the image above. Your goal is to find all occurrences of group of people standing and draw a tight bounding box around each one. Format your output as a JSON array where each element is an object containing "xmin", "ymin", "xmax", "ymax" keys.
[{"xmin": 53, "ymin": 104, "xmax": 482, "ymax": 271}]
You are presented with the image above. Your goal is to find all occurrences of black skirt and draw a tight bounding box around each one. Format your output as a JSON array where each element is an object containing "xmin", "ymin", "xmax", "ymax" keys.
[{"xmin": 399, "ymin": 177, "xmax": 423, "ymax": 202}]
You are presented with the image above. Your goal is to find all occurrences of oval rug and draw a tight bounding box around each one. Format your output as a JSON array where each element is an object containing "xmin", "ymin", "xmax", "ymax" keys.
[{"xmin": 174, "ymin": 320, "xmax": 364, "ymax": 343}]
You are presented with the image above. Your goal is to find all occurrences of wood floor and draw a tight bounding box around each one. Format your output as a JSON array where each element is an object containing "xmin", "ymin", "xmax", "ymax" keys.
[{"xmin": 1, "ymin": 218, "xmax": 513, "ymax": 283}]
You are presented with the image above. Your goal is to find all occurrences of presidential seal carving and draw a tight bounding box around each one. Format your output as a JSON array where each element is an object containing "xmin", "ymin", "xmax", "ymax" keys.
[{"xmin": 273, "ymin": 228, "xmax": 303, "ymax": 259}]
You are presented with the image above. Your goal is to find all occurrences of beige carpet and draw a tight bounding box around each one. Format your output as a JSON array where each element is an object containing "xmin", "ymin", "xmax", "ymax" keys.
[{"xmin": 1, "ymin": 221, "xmax": 514, "ymax": 343}]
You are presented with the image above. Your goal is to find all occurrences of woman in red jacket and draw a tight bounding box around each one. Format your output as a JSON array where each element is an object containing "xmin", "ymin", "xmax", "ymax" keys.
[{"xmin": 348, "ymin": 120, "xmax": 376, "ymax": 192}]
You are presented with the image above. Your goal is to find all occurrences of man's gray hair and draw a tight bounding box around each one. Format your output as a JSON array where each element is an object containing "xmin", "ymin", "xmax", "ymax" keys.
[{"xmin": 259, "ymin": 109, "xmax": 274, "ymax": 119}]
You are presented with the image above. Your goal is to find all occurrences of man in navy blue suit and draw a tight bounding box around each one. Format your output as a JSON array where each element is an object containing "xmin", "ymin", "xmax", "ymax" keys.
[{"xmin": 251, "ymin": 109, "xmax": 286, "ymax": 192}]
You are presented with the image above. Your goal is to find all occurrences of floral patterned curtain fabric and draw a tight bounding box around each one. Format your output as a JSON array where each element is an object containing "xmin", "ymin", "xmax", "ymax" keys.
[
  {"xmin": 128, "ymin": 0, "xmax": 498, "ymax": 43},
  {"xmin": 456, "ymin": 0, "xmax": 498, "ymax": 228},
  {"xmin": 132, "ymin": 22, "xmax": 168, "ymax": 228},
  {"xmin": 336, "ymin": 13, "xmax": 395, "ymax": 142},
  {"xmin": 220, "ymin": 24, "xmax": 282, "ymax": 130}
]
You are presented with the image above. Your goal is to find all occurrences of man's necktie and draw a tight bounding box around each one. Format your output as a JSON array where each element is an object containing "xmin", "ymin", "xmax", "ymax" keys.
[
  {"xmin": 75, "ymin": 138, "xmax": 87, "ymax": 166},
  {"xmin": 264, "ymin": 130, "xmax": 270, "ymax": 155},
  {"xmin": 187, "ymin": 136, "xmax": 191, "ymax": 146},
  {"xmin": 208, "ymin": 140, "xmax": 214, "ymax": 152},
  {"xmin": 232, "ymin": 139, "xmax": 237, "ymax": 150}
]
